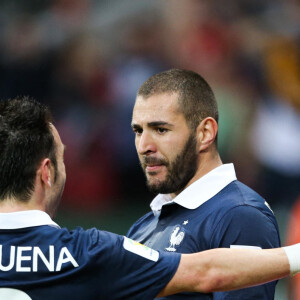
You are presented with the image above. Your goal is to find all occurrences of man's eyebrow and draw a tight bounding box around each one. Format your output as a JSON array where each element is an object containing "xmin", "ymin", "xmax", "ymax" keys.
[
  {"xmin": 147, "ymin": 121, "xmax": 174, "ymax": 127},
  {"xmin": 131, "ymin": 121, "xmax": 174, "ymax": 129},
  {"xmin": 131, "ymin": 123, "xmax": 141, "ymax": 129}
]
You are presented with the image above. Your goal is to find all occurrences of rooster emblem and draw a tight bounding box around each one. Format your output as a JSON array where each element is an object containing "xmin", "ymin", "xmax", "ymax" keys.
[{"xmin": 165, "ymin": 226, "xmax": 185, "ymax": 252}]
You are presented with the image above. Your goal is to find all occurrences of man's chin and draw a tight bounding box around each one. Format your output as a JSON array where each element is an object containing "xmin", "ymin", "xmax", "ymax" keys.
[{"xmin": 146, "ymin": 180, "xmax": 172, "ymax": 194}]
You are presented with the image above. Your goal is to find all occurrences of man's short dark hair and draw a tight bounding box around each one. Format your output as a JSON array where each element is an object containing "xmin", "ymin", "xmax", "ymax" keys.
[
  {"xmin": 0, "ymin": 97, "xmax": 57, "ymax": 201},
  {"xmin": 137, "ymin": 69, "xmax": 219, "ymax": 130}
]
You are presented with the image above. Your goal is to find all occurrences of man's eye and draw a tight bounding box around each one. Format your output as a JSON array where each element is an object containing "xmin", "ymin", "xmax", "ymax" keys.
[
  {"xmin": 157, "ymin": 128, "xmax": 168, "ymax": 134},
  {"xmin": 133, "ymin": 128, "xmax": 143, "ymax": 135}
]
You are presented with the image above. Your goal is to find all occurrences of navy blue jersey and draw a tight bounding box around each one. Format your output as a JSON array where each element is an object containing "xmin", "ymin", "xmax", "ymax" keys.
[
  {"xmin": 0, "ymin": 211, "xmax": 180, "ymax": 300},
  {"xmin": 128, "ymin": 178, "xmax": 281, "ymax": 300}
]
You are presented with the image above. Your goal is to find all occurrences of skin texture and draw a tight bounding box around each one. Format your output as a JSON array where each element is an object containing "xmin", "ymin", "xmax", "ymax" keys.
[
  {"xmin": 132, "ymin": 93, "xmax": 197, "ymax": 195},
  {"xmin": 158, "ymin": 247, "xmax": 290, "ymax": 297},
  {"xmin": 132, "ymin": 92, "xmax": 222, "ymax": 198},
  {"xmin": 44, "ymin": 125, "xmax": 66, "ymax": 217}
]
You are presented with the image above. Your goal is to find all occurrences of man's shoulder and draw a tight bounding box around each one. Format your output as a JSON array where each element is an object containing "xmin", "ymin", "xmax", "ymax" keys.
[
  {"xmin": 215, "ymin": 180, "xmax": 266, "ymax": 207},
  {"xmin": 3, "ymin": 225, "xmax": 122, "ymax": 253},
  {"xmin": 61, "ymin": 226, "xmax": 123, "ymax": 249},
  {"xmin": 199, "ymin": 180, "xmax": 275, "ymax": 222}
]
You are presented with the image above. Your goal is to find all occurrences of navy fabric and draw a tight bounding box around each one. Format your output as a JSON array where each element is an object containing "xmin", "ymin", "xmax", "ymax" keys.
[
  {"xmin": 127, "ymin": 180, "xmax": 281, "ymax": 299},
  {"xmin": 0, "ymin": 226, "xmax": 180, "ymax": 300}
]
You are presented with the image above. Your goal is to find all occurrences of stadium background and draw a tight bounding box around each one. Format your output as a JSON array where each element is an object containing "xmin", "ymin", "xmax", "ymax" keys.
[{"xmin": 0, "ymin": 0, "xmax": 300, "ymax": 298}]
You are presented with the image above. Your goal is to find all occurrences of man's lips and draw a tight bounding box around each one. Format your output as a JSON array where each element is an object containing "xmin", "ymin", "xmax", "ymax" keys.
[
  {"xmin": 145, "ymin": 164, "xmax": 164, "ymax": 172},
  {"xmin": 142, "ymin": 157, "xmax": 167, "ymax": 172}
]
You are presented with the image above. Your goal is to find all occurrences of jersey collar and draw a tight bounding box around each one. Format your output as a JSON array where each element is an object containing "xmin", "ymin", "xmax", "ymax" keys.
[
  {"xmin": 150, "ymin": 163, "xmax": 237, "ymax": 215},
  {"xmin": 0, "ymin": 210, "xmax": 60, "ymax": 229}
]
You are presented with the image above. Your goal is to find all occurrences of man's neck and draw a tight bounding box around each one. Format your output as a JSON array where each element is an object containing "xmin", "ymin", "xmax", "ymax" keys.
[{"xmin": 0, "ymin": 198, "xmax": 42, "ymax": 213}]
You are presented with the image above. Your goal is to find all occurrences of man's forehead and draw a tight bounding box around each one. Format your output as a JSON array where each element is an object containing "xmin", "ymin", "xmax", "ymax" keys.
[
  {"xmin": 49, "ymin": 123, "xmax": 59, "ymax": 138},
  {"xmin": 132, "ymin": 93, "xmax": 186, "ymax": 126},
  {"xmin": 134, "ymin": 93, "xmax": 181, "ymax": 113},
  {"xmin": 49, "ymin": 123, "xmax": 63, "ymax": 148}
]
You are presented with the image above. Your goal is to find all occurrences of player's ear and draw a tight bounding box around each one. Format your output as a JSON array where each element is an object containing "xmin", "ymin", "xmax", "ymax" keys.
[
  {"xmin": 38, "ymin": 158, "xmax": 52, "ymax": 188},
  {"xmin": 196, "ymin": 117, "xmax": 218, "ymax": 152}
]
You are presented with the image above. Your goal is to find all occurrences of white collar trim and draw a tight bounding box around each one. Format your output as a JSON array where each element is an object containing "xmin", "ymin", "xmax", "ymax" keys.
[
  {"xmin": 150, "ymin": 163, "xmax": 237, "ymax": 215},
  {"xmin": 0, "ymin": 210, "xmax": 60, "ymax": 229}
]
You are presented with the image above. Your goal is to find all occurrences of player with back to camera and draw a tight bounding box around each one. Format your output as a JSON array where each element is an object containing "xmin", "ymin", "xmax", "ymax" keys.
[{"xmin": 0, "ymin": 96, "xmax": 299, "ymax": 300}]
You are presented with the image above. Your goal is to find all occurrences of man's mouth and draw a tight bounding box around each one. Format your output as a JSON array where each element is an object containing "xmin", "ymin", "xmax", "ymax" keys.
[
  {"xmin": 143, "ymin": 158, "xmax": 167, "ymax": 173},
  {"xmin": 145, "ymin": 164, "xmax": 164, "ymax": 172}
]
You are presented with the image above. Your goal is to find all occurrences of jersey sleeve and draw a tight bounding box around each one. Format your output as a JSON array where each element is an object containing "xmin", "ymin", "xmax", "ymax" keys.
[
  {"xmin": 210, "ymin": 205, "xmax": 280, "ymax": 300},
  {"xmin": 86, "ymin": 229, "xmax": 181, "ymax": 300}
]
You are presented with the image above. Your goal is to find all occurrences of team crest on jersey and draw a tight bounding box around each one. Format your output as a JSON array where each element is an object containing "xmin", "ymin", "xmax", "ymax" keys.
[{"xmin": 165, "ymin": 225, "xmax": 185, "ymax": 252}]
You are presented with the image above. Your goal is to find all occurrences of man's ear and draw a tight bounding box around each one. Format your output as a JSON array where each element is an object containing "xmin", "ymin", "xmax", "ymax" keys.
[
  {"xmin": 196, "ymin": 117, "xmax": 218, "ymax": 152},
  {"xmin": 39, "ymin": 158, "xmax": 52, "ymax": 188}
]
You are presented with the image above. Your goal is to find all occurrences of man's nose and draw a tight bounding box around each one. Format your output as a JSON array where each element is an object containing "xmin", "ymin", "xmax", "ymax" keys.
[{"xmin": 136, "ymin": 131, "xmax": 157, "ymax": 155}]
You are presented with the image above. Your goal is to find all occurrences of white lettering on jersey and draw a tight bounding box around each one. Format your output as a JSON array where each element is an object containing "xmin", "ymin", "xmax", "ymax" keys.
[
  {"xmin": 56, "ymin": 247, "xmax": 79, "ymax": 271},
  {"xmin": 0, "ymin": 245, "xmax": 15, "ymax": 271},
  {"xmin": 33, "ymin": 246, "xmax": 54, "ymax": 272},
  {"xmin": 0, "ymin": 245, "xmax": 79, "ymax": 272},
  {"xmin": 16, "ymin": 247, "xmax": 32, "ymax": 272}
]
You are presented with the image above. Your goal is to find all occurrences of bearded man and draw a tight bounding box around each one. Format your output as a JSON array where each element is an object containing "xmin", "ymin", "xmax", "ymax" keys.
[{"xmin": 128, "ymin": 69, "xmax": 280, "ymax": 300}]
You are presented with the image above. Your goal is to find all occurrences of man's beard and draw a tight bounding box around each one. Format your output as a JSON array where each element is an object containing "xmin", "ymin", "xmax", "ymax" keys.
[
  {"xmin": 47, "ymin": 171, "xmax": 66, "ymax": 218},
  {"xmin": 141, "ymin": 133, "xmax": 198, "ymax": 194}
]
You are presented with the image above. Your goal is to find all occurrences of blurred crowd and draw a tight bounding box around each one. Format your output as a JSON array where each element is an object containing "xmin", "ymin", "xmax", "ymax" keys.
[{"xmin": 0, "ymin": 0, "xmax": 300, "ymax": 216}]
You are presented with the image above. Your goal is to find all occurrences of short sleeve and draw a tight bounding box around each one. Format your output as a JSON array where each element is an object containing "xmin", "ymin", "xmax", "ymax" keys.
[
  {"xmin": 210, "ymin": 205, "xmax": 280, "ymax": 249},
  {"xmin": 210, "ymin": 205, "xmax": 280, "ymax": 300},
  {"xmin": 87, "ymin": 229, "xmax": 181, "ymax": 300}
]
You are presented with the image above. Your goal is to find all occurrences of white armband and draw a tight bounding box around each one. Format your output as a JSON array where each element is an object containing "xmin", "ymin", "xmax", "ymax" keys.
[{"xmin": 283, "ymin": 243, "xmax": 300, "ymax": 276}]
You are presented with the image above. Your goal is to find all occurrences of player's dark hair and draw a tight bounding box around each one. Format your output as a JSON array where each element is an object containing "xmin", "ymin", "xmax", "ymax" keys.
[
  {"xmin": 137, "ymin": 69, "xmax": 219, "ymax": 130},
  {"xmin": 0, "ymin": 97, "xmax": 57, "ymax": 201}
]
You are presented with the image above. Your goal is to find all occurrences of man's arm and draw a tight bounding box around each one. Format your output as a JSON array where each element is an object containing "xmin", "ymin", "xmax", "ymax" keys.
[{"xmin": 158, "ymin": 246, "xmax": 295, "ymax": 297}]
